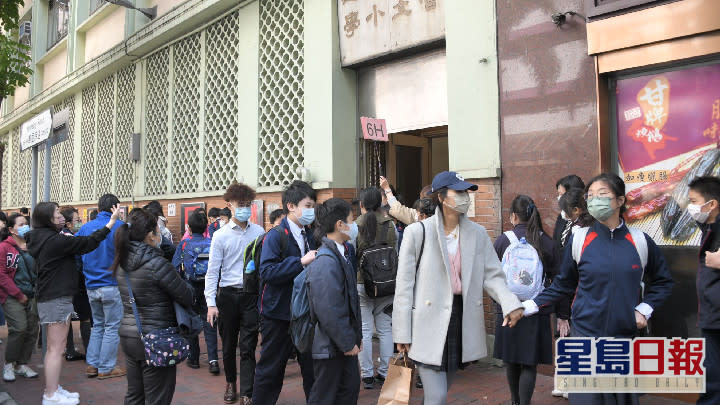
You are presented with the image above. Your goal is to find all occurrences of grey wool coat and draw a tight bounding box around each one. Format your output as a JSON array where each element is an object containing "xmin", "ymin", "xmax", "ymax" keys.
[{"xmin": 392, "ymin": 207, "xmax": 523, "ymax": 366}]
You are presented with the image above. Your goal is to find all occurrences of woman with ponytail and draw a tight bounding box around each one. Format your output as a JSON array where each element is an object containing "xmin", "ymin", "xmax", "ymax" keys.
[
  {"xmin": 306, "ymin": 198, "xmax": 362, "ymax": 404},
  {"xmin": 0, "ymin": 213, "xmax": 39, "ymax": 382},
  {"xmin": 26, "ymin": 202, "xmax": 121, "ymax": 405},
  {"xmin": 493, "ymin": 195, "xmax": 558, "ymax": 405},
  {"xmin": 113, "ymin": 208, "xmax": 193, "ymax": 405},
  {"xmin": 355, "ymin": 187, "xmax": 397, "ymax": 389}
]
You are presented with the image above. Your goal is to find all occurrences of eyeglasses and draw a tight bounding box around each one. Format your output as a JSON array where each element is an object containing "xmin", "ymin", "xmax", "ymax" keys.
[{"xmin": 584, "ymin": 191, "xmax": 613, "ymax": 201}]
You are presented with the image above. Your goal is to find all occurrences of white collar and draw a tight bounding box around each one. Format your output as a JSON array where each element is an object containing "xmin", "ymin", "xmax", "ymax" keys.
[
  {"xmin": 335, "ymin": 241, "xmax": 345, "ymax": 257},
  {"xmin": 287, "ymin": 217, "xmax": 303, "ymax": 235}
]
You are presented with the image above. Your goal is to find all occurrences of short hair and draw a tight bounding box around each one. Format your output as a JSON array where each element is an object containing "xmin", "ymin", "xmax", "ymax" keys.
[
  {"xmin": 188, "ymin": 210, "xmax": 209, "ymax": 234},
  {"xmin": 412, "ymin": 198, "xmax": 436, "ymax": 217},
  {"xmin": 143, "ymin": 200, "xmax": 164, "ymax": 217},
  {"xmin": 98, "ymin": 194, "xmax": 120, "ymax": 213},
  {"xmin": 19, "ymin": 207, "xmax": 29, "ymax": 215},
  {"xmin": 60, "ymin": 206, "xmax": 79, "ymax": 223},
  {"xmin": 282, "ymin": 180, "xmax": 317, "ymax": 214},
  {"xmin": 556, "ymin": 175, "xmax": 585, "ymax": 191},
  {"xmin": 89, "ymin": 209, "xmax": 99, "ymax": 221},
  {"xmin": 269, "ymin": 209, "xmax": 285, "ymax": 225},
  {"xmin": 32, "ymin": 202, "xmax": 60, "ymax": 229},
  {"xmin": 223, "ymin": 182, "xmax": 256, "ymax": 205},
  {"xmin": 219, "ymin": 208, "xmax": 231, "ymax": 219},
  {"xmin": 0, "ymin": 211, "xmax": 6, "ymax": 224},
  {"xmin": 208, "ymin": 207, "xmax": 221, "ymax": 218},
  {"xmin": 689, "ymin": 176, "xmax": 720, "ymax": 204}
]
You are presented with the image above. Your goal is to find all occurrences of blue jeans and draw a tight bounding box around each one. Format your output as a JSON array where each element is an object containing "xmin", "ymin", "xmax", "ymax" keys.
[{"xmin": 87, "ymin": 286, "xmax": 123, "ymax": 373}]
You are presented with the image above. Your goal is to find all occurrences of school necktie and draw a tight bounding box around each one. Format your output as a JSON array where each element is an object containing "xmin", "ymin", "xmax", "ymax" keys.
[
  {"xmin": 561, "ymin": 220, "xmax": 573, "ymax": 247},
  {"xmin": 300, "ymin": 229, "xmax": 310, "ymax": 254}
]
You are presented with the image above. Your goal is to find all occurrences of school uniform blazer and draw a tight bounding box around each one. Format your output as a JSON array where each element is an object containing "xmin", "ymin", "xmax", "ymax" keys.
[{"xmin": 393, "ymin": 207, "xmax": 523, "ymax": 367}]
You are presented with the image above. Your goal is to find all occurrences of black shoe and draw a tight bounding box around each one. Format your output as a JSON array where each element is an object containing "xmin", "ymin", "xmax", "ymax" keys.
[
  {"xmin": 209, "ymin": 360, "xmax": 220, "ymax": 375},
  {"xmin": 65, "ymin": 352, "xmax": 86, "ymax": 361},
  {"xmin": 363, "ymin": 377, "xmax": 375, "ymax": 389},
  {"xmin": 374, "ymin": 374, "xmax": 386, "ymax": 386},
  {"xmin": 187, "ymin": 360, "xmax": 200, "ymax": 369},
  {"xmin": 416, "ymin": 375, "xmax": 423, "ymax": 389}
]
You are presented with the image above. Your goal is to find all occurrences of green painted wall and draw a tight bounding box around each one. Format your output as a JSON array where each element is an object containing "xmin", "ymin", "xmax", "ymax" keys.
[{"xmin": 445, "ymin": 0, "xmax": 500, "ymax": 179}]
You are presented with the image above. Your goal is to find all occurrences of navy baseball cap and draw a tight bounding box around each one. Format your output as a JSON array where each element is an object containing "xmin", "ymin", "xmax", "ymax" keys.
[{"xmin": 427, "ymin": 171, "xmax": 478, "ymax": 195}]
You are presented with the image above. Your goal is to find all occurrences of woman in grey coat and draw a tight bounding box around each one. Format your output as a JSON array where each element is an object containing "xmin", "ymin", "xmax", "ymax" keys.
[{"xmin": 393, "ymin": 171, "xmax": 525, "ymax": 405}]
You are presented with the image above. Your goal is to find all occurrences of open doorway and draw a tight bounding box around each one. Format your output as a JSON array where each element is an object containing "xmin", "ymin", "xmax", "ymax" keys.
[{"xmin": 386, "ymin": 126, "xmax": 448, "ymax": 205}]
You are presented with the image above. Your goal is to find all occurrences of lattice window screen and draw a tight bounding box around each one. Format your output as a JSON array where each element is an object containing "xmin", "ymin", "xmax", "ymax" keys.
[
  {"xmin": 144, "ymin": 48, "xmax": 170, "ymax": 196},
  {"xmin": 1, "ymin": 134, "xmax": 9, "ymax": 207},
  {"xmin": 115, "ymin": 65, "xmax": 136, "ymax": 199},
  {"xmin": 10, "ymin": 128, "xmax": 31, "ymax": 207},
  {"xmin": 258, "ymin": 0, "xmax": 305, "ymax": 186},
  {"xmin": 37, "ymin": 148, "xmax": 44, "ymax": 201},
  {"xmin": 204, "ymin": 12, "xmax": 239, "ymax": 191},
  {"xmin": 80, "ymin": 85, "xmax": 97, "ymax": 201},
  {"xmin": 171, "ymin": 33, "xmax": 201, "ymax": 194},
  {"xmin": 95, "ymin": 74, "xmax": 116, "ymax": 199},
  {"xmin": 57, "ymin": 96, "xmax": 76, "ymax": 203}
]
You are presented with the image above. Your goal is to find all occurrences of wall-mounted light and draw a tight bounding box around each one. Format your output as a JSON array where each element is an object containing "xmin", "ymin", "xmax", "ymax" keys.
[
  {"xmin": 105, "ymin": 0, "xmax": 157, "ymax": 19},
  {"xmin": 551, "ymin": 11, "xmax": 576, "ymax": 27}
]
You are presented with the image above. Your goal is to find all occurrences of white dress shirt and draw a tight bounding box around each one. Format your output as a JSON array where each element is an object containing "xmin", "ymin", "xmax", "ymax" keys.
[
  {"xmin": 287, "ymin": 217, "xmax": 308, "ymax": 257},
  {"xmin": 204, "ymin": 220, "xmax": 265, "ymax": 307}
]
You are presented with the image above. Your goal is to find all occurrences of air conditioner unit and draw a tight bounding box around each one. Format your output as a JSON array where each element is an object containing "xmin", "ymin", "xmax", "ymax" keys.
[{"xmin": 18, "ymin": 21, "xmax": 31, "ymax": 45}]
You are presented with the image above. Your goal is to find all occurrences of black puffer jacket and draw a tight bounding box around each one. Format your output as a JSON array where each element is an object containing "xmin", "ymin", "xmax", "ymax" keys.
[{"xmin": 116, "ymin": 241, "xmax": 193, "ymax": 339}]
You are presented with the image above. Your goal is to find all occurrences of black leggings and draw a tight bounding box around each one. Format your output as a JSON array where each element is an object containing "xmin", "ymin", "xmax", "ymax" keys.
[{"xmin": 505, "ymin": 362, "xmax": 537, "ymax": 405}]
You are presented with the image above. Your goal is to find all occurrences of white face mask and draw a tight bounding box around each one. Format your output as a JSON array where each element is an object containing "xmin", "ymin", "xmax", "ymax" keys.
[
  {"xmin": 560, "ymin": 210, "xmax": 569, "ymax": 221},
  {"xmin": 219, "ymin": 220, "xmax": 227, "ymax": 227},
  {"xmin": 444, "ymin": 192, "xmax": 471, "ymax": 214},
  {"xmin": 687, "ymin": 201, "xmax": 712, "ymax": 224}
]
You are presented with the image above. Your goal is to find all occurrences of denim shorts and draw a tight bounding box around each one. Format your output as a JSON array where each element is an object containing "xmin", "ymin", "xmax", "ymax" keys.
[{"xmin": 38, "ymin": 295, "xmax": 74, "ymax": 324}]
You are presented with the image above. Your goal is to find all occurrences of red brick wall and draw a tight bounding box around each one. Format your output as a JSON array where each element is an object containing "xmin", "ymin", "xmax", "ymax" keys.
[{"xmin": 68, "ymin": 188, "xmax": 358, "ymax": 242}]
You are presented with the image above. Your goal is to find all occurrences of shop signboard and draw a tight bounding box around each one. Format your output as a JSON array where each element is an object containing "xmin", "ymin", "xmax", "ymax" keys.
[
  {"xmin": 337, "ymin": 0, "xmax": 445, "ymax": 66},
  {"xmin": 615, "ymin": 63, "xmax": 720, "ymax": 246},
  {"xmin": 20, "ymin": 109, "xmax": 52, "ymax": 151}
]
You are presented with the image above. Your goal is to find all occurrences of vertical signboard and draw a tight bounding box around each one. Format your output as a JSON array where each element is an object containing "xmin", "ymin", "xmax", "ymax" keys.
[{"xmin": 616, "ymin": 63, "xmax": 720, "ymax": 246}]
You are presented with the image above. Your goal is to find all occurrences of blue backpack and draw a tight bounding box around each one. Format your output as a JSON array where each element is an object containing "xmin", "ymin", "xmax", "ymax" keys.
[
  {"xmin": 181, "ymin": 239, "xmax": 211, "ymax": 281},
  {"xmin": 501, "ymin": 231, "xmax": 544, "ymax": 301},
  {"xmin": 290, "ymin": 246, "xmax": 337, "ymax": 353}
]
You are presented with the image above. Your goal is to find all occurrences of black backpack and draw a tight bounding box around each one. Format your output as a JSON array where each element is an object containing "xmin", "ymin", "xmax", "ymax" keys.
[
  {"xmin": 359, "ymin": 221, "xmax": 398, "ymax": 298},
  {"xmin": 241, "ymin": 226, "xmax": 289, "ymax": 295}
]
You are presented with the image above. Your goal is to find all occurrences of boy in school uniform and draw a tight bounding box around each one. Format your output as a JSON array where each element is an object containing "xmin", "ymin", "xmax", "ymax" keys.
[
  {"xmin": 688, "ymin": 176, "xmax": 720, "ymax": 405},
  {"xmin": 253, "ymin": 181, "xmax": 318, "ymax": 404}
]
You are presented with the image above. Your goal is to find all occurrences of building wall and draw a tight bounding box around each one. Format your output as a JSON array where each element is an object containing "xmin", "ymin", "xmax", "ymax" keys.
[
  {"xmin": 497, "ymin": 0, "xmax": 599, "ymax": 231},
  {"xmin": 13, "ymin": 84, "xmax": 30, "ymax": 108},
  {"xmin": 149, "ymin": 0, "xmax": 187, "ymax": 19},
  {"xmin": 41, "ymin": 46, "xmax": 68, "ymax": 90},
  {"xmin": 84, "ymin": 7, "xmax": 126, "ymax": 61}
]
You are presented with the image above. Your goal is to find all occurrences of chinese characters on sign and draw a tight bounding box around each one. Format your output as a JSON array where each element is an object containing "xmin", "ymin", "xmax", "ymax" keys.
[
  {"xmin": 556, "ymin": 337, "xmax": 706, "ymax": 393},
  {"xmin": 616, "ymin": 63, "xmax": 720, "ymax": 246},
  {"xmin": 20, "ymin": 109, "xmax": 53, "ymax": 151},
  {"xmin": 338, "ymin": 0, "xmax": 445, "ymax": 66}
]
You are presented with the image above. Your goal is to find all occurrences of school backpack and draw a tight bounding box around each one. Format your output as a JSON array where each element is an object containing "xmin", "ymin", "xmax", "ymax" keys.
[
  {"xmin": 181, "ymin": 239, "xmax": 211, "ymax": 281},
  {"xmin": 359, "ymin": 221, "xmax": 399, "ymax": 298},
  {"xmin": 501, "ymin": 231, "xmax": 544, "ymax": 301},
  {"xmin": 571, "ymin": 226, "xmax": 648, "ymax": 297},
  {"xmin": 241, "ymin": 225, "xmax": 289, "ymax": 296}
]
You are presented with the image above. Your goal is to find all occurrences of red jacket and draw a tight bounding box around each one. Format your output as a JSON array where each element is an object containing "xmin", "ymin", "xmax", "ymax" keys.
[{"xmin": 0, "ymin": 237, "xmax": 24, "ymax": 303}]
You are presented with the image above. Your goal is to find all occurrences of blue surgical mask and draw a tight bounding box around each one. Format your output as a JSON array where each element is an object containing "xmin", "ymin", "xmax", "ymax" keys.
[
  {"xmin": 298, "ymin": 208, "xmax": 315, "ymax": 226},
  {"xmin": 235, "ymin": 207, "xmax": 252, "ymax": 223},
  {"xmin": 17, "ymin": 225, "xmax": 30, "ymax": 238},
  {"xmin": 342, "ymin": 222, "xmax": 359, "ymax": 241}
]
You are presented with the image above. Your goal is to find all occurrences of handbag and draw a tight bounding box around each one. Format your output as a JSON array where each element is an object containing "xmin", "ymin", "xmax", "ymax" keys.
[
  {"xmin": 124, "ymin": 273, "xmax": 191, "ymax": 367},
  {"xmin": 377, "ymin": 352, "xmax": 416, "ymax": 405}
]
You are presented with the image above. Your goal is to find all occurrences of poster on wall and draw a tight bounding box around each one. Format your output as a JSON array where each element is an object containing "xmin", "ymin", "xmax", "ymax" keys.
[
  {"xmin": 180, "ymin": 202, "xmax": 206, "ymax": 236},
  {"xmin": 616, "ymin": 63, "xmax": 720, "ymax": 246},
  {"xmin": 250, "ymin": 200, "xmax": 264, "ymax": 227}
]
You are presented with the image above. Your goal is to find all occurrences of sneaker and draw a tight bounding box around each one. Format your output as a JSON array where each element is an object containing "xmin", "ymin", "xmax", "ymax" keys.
[
  {"xmin": 97, "ymin": 367, "xmax": 126, "ymax": 380},
  {"xmin": 3, "ymin": 364, "xmax": 15, "ymax": 382},
  {"xmin": 374, "ymin": 374, "xmax": 386, "ymax": 386},
  {"xmin": 187, "ymin": 360, "xmax": 200, "ymax": 369},
  {"xmin": 42, "ymin": 391, "xmax": 79, "ymax": 405},
  {"xmin": 209, "ymin": 360, "xmax": 220, "ymax": 375},
  {"xmin": 363, "ymin": 376, "xmax": 375, "ymax": 389},
  {"xmin": 57, "ymin": 385, "xmax": 80, "ymax": 399},
  {"xmin": 15, "ymin": 364, "xmax": 39, "ymax": 378}
]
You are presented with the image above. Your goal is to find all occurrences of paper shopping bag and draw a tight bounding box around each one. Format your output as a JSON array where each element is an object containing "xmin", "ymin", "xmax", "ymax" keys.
[{"xmin": 377, "ymin": 352, "xmax": 415, "ymax": 405}]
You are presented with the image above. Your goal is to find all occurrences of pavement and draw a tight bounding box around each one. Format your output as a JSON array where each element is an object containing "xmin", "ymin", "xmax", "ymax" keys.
[{"xmin": 0, "ymin": 322, "xmax": 694, "ymax": 404}]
